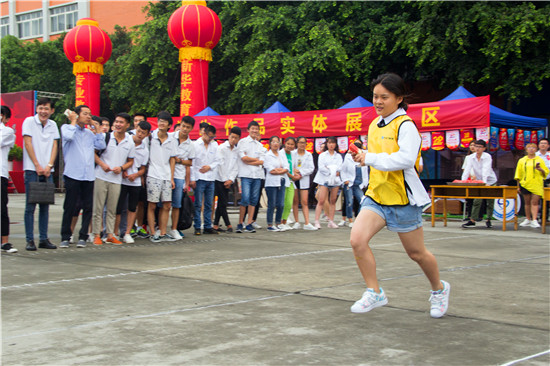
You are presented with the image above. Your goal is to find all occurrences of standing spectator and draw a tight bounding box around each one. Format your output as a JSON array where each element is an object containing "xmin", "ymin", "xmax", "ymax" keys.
[
  {"xmin": 115, "ymin": 121, "xmax": 151, "ymax": 243},
  {"xmin": 100, "ymin": 117, "xmax": 111, "ymax": 133},
  {"xmin": 461, "ymin": 140, "xmax": 498, "ymax": 228},
  {"xmin": 1, "ymin": 105, "xmax": 17, "ymax": 253},
  {"xmin": 279, "ymin": 137, "xmax": 298, "ymax": 231},
  {"xmin": 462, "ymin": 140, "xmax": 477, "ymax": 221},
  {"xmin": 339, "ymin": 149, "xmax": 359, "ymax": 227},
  {"xmin": 536, "ymin": 138, "xmax": 550, "ymax": 186},
  {"xmin": 22, "ymin": 97, "xmax": 59, "ymax": 251},
  {"xmin": 313, "ymin": 137, "xmax": 342, "ymax": 229},
  {"xmin": 170, "ymin": 116, "xmax": 195, "ymax": 239},
  {"xmin": 192, "ymin": 124, "xmax": 220, "ymax": 235},
  {"xmin": 264, "ymin": 136, "xmax": 289, "ymax": 231},
  {"xmin": 59, "ymin": 105, "xmax": 106, "ymax": 248},
  {"xmin": 516, "ymin": 143, "xmax": 549, "ymax": 228},
  {"xmin": 131, "ymin": 113, "xmax": 150, "ymax": 237},
  {"xmin": 213, "ymin": 126, "xmax": 241, "ymax": 232},
  {"xmin": 236, "ymin": 121, "xmax": 266, "ymax": 233},
  {"xmin": 147, "ymin": 111, "xmax": 178, "ymax": 242},
  {"xmin": 291, "ymin": 136, "xmax": 317, "ymax": 230},
  {"xmin": 92, "ymin": 113, "xmax": 135, "ymax": 245}
]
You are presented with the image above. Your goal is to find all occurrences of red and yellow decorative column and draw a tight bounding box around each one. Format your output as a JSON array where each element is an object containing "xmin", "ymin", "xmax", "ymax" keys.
[
  {"xmin": 167, "ymin": 1, "xmax": 222, "ymax": 117},
  {"xmin": 63, "ymin": 18, "xmax": 112, "ymax": 115}
]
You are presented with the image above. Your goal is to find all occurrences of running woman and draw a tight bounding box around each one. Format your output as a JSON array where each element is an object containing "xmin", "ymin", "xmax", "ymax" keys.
[{"xmin": 349, "ymin": 73, "xmax": 450, "ymax": 318}]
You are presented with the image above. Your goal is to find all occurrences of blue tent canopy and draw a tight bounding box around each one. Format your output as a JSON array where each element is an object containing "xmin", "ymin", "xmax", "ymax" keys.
[
  {"xmin": 441, "ymin": 86, "xmax": 547, "ymax": 129},
  {"xmin": 263, "ymin": 101, "xmax": 291, "ymax": 114},
  {"xmin": 195, "ymin": 106, "xmax": 220, "ymax": 116},
  {"xmin": 338, "ymin": 96, "xmax": 373, "ymax": 109}
]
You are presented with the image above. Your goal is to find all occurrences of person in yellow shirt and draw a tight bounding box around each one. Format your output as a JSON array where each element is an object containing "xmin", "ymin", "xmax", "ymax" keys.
[{"xmin": 515, "ymin": 142, "xmax": 549, "ymax": 229}]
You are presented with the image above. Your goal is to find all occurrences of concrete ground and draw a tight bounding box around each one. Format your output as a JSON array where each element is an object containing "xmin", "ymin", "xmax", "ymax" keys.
[{"xmin": 1, "ymin": 193, "xmax": 549, "ymax": 366}]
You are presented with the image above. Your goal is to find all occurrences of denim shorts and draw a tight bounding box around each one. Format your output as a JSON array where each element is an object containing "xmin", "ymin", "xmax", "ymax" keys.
[
  {"xmin": 240, "ymin": 177, "xmax": 262, "ymax": 207},
  {"xmin": 172, "ymin": 178, "xmax": 185, "ymax": 208},
  {"xmin": 360, "ymin": 196, "xmax": 423, "ymax": 233}
]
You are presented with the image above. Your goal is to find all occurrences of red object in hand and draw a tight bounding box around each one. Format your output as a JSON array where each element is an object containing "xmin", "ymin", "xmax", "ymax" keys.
[{"xmin": 349, "ymin": 143, "xmax": 360, "ymax": 154}]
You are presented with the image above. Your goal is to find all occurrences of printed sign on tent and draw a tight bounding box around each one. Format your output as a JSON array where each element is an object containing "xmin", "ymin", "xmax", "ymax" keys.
[
  {"xmin": 489, "ymin": 127, "xmax": 499, "ymax": 151},
  {"xmin": 507, "ymin": 129, "xmax": 516, "ymax": 150},
  {"xmin": 445, "ymin": 130, "xmax": 460, "ymax": 150},
  {"xmin": 337, "ymin": 136, "xmax": 348, "ymax": 153},
  {"xmin": 476, "ymin": 127, "xmax": 489, "ymax": 142},
  {"xmin": 431, "ymin": 131, "xmax": 445, "ymax": 150},
  {"xmin": 460, "ymin": 129, "xmax": 475, "ymax": 148},
  {"xmin": 315, "ymin": 138, "xmax": 326, "ymax": 154},
  {"xmin": 537, "ymin": 130, "xmax": 545, "ymax": 144},
  {"xmin": 523, "ymin": 130, "xmax": 531, "ymax": 147},
  {"xmin": 515, "ymin": 130, "xmax": 524, "ymax": 150},
  {"xmin": 421, "ymin": 132, "xmax": 431, "ymax": 151},
  {"xmin": 499, "ymin": 128, "xmax": 510, "ymax": 151},
  {"xmin": 530, "ymin": 130, "xmax": 538, "ymax": 145},
  {"xmin": 306, "ymin": 138, "xmax": 314, "ymax": 153}
]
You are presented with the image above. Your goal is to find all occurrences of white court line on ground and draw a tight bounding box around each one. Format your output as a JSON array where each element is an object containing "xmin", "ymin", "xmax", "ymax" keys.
[
  {"xmin": 1, "ymin": 235, "xmax": 476, "ymax": 291},
  {"xmin": 3, "ymin": 293, "xmax": 296, "ymax": 340},
  {"xmin": 500, "ymin": 349, "xmax": 550, "ymax": 366}
]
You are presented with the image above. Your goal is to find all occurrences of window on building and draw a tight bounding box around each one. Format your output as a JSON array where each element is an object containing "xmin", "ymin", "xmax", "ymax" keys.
[
  {"xmin": 16, "ymin": 11, "xmax": 43, "ymax": 39},
  {"xmin": 1, "ymin": 17, "xmax": 9, "ymax": 38},
  {"xmin": 50, "ymin": 3, "xmax": 78, "ymax": 34}
]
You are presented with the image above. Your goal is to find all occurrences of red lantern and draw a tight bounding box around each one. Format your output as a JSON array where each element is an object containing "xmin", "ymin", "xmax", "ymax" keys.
[
  {"xmin": 63, "ymin": 18, "xmax": 112, "ymax": 115},
  {"xmin": 167, "ymin": 1, "xmax": 222, "ymax": 118}
]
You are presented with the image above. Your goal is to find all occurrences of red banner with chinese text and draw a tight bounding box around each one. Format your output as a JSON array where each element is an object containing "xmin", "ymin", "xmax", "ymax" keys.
[
  {"xmin": 180, "ymin": 59, "xmax": 209, "ymax": 118},
  {"xmin": 431, "ymin": 131, "xmax": 445, "ymax": 150},
  {"xmin": 75, "ymin": 72, "xmax": 100, "ymax": 115}
]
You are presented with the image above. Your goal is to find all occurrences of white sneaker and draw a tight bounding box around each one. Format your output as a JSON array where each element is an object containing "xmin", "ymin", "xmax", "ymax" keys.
[
  {"xmin": 278, "ymin": 224, "xmax": 290, "ymax": 232},
  {"xmin": 169, "ymin": 229, "xmax": 183, "ymax": 240},
  {"xmin": 252, "ymin": 222, "xmax": 262, "ymax": 229},
  {"xmin": 314, "ymin": 220, "xmax": 321, "ymax": 229},
  {"xmin": 291, "ymin": 222, "xmax": 301, "ymax": 230},
  {"xmin": 351, "ymin": 288, "xmax": 388, "ymax": 313},
  {"xmin": 122, "ymin": 234, "xmax": 135, "ymax": 244},
  {"xmin": 348, "ymin": 222, "xmax": 354, "ymax": 228},
  {"xmin": 267, "ymin": 226, "xmax": 279, "ymax": 232},
  {"xmin": 69, "ymin": 235, "xmax": 75, "ymax": 244},
  {"xmin": 337, "ymin": 220, "xmax": 347, "ymax": 227},
  {"xmin": 530, "ymin": 220, "xmax": 541, "ymax": 228},
  {"xmin": 519, "ymin": 218, "xmax": 531, "ymax": 227},
  {"xmin": 303, "ymin": 223, "xmax": 318, "ymax": 231},
  {"xmin": 430, "ymin": 280, "xmax": 451, "ymax": 318},
  {"xmin": 287, "ymin": 216, "xmax": 295, "ymax": 224}
]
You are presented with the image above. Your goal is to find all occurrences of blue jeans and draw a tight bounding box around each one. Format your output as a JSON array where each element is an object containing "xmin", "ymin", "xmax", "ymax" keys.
[
  {"xmin": 194, "ymin": 180, "xmax": 215, "ymax": 229},
  {"xmin": 24, "ymin": 170, "xmax": 53, "ymax": 242},
  {"xmin": 343, "ymin": 184, "xmax": 365, "ymax": 218},
  {"xmin": 265, "ymin": 185, "xmax": 285, "ymax": 226},
  {"xmin": 240, "ymin": 177, "xmax": 262, "ymax": 207}
]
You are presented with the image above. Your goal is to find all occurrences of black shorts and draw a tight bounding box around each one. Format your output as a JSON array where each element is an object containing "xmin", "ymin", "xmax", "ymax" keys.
[
  {"xmin": 295, "ymin": 180, "xmax": 301, "ymax": 190},
  {"xmin": 519, "ymin": 184, "xmax": 535, "ymax": 196}
]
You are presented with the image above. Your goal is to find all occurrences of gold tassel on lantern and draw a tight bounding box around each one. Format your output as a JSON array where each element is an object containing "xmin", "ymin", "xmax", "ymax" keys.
[
  {"xmin": 179, "ymin": 47, "xmax": 212, "ymax": 62},
  {"xmin": 72, "ymin": 61, "xmax": 104, "ymax": 76}
]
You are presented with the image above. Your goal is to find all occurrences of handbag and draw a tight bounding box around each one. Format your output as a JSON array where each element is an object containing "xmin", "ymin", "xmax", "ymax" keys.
[
  {"xmin": 28, "ymin": 176, "xmax": 55, "ymax": 204},
  {"xmin": 177, "ymin": 191, "xmax": 194, "ymax": 231}
]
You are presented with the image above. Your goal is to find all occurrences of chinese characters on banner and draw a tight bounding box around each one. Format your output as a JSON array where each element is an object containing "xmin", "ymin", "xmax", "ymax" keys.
[
  {"xmin": 421, "ymin": 132, "xmax": 432, "ymax": 151},
  {"xmin": 431, "ymin": 131, "xmax": 445, "ymax": 150},
  {"xmin": 74, "ymin": 72, "xmax": 101, "ymax": 115},
  {"xmin": 445, "ymin": 130, "xmax": 460, "ymax": 150}
]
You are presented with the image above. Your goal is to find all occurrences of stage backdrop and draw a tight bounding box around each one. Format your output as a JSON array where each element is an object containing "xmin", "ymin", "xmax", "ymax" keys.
[{"xmin": 148, "ymin": 96, "xmax": 490, "ymax": 140}]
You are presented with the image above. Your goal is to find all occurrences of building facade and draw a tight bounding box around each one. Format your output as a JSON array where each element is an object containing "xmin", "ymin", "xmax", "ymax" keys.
[{"xmin": 1, "ymin": 0, "xmax": 151, "ymax": 42}]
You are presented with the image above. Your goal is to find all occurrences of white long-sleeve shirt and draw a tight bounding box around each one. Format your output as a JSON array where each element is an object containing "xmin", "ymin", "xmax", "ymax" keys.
[
  {"xmin": 461, "ymin": 152, "xmax": 497, "ymax": 185},
  {"xmin": 0, "ymin": 124, "xmax": 15, "ymax": 179},
  {"xmin": 237, "ymin": 136, "xmax": 266, "ymax": 179},
  {"xmin": 362, "ymin": 108, "xmax": 430, "ymax": 206},
  {"xmin": 313, "ymin": 150, "xmax": 343, "ymax": 186},
  {"xmin": 216, "ymin": 140, "xmax": 239, "ymax": 183},
  {"xmin": 264, "ymin": 149, "xmax": 290, "ymax": 187},
  {"xmin": 292, "ymin": 150, "xmax": 315, "ymax": 189},
  {"xmin": 536, "ymin": 151, "xmax": 550, "ymax": 179},
  {"xmin": 191, "ymin": 138, "xmax": 220, "ymax": 182},
  {"xmin": 340, "ymin": 153, "xmax": 357, "ymax": 185}
]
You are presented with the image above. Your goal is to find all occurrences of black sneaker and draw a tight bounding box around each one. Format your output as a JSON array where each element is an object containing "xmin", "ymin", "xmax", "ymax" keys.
[
  {"xmin": 203, "ymin": 228, "xmax": 219, "ymax": 235},
  {"xmin": 235, "ymin": 224, "xmax": 243, "ymax": 233},
  {"xmin": 486, "ymin": 220, "xmax": 492, "ymax": 228},
  {"xmin": 194, "ymin": 228, "xmax": 202, "ymax": 236},
  {"xmin": 2, "ymin": 243, "xmax": 18, "ymax": 253},
  {"xmin": 39, "ymin": 239, "xmax": 57, "ymax": 249},
  {"xmin": 215, "ymin": 227, "xmax": 226, "ymax": 233},
  {"xmin": 226, "ymin": 227, "xmax": 233, "ymax": 233},
  {"xmin": 26, "ymin": 240, "xmax": 37, "ymax": 251},
  {"xmin": 462, "ymin": 221, "xmax": 476, "ymax": 228}
]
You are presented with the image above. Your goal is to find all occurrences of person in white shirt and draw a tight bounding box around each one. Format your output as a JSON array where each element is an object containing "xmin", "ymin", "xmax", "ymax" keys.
[
  {"xmin": 339, "ymin": 148, "xmax": 359, "ymax": 227},
  {"xmin": 191, "ymin": 124, "xmax": 220, "ymax": 235},
  {"xmin": 313, "ymin": 136, "xmax": 343, "ymax": 229},
  {"xmin": 147, "ymin": 111, "xmax": 178, "ymax": 242},
  {"xmin": 92, "ymin": 113, "xmax": 135, "ymax": 245},
  {"xmin": 290, "ymin": 136, "xmax": 316, "ymax": 230},
  {"xmin": 263, "ymin": 136, "xmax": 289, "ymax": 231},
  {"xmin": 536, "ymin": 138, "xmax": 550, "ymax": 185},
  {"xmin": 130, "ymin": 113, "xmax": 150, "ymax": 238},
  {"xmin": 114, "ymin": 121, "xmax": 151, "ymax": 244},
  {"xmin": 236, "ymin": 121, "xmax": 266, "ymax": 233},
  {"xmin": 213, "ymin": 126, "xmax": 241, "ymax": 233},
  {"xmin": 461, "ymin": 140, "xmax": 477, "ymax": 220},
  {"xmin": 169, "ymin": 116, "xmax": 196, "ymax": 239},
  {"xmin": 22, "ymin": 97, "xmax": 60, "ymax": 251},
  {"xmin": 461, "ymin": 139, "xmax": 498, "ymax": 228},
  {"xmin": 1, "ymin": 105, "xmax": 17, "ymax": 253}
]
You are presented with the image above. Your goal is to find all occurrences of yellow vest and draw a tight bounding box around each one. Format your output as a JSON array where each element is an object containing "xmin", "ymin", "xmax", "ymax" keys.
[{"xmin": 366, "ymin": 115, "xmax": 420, "ymax": 206}]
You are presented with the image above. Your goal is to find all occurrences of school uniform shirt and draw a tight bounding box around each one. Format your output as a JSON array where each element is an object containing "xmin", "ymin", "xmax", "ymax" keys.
[
  {"xmin": 61, "ymin": 124, "xmax": 107, "ymax": 181},
  {"xmin": 0, "ymin": 123, "xmax": 15, "ymax": 179},
  {"xmin": 362, "ymin": 108, "xmax": 430, "ymax": 207},
  {"xmin": 173, "ymin": 136, "xmax": 196, "ymax": 181},
  {"xmin": 264, "ymin": 149, "xmax": 290, "ymax": 187},
  {"xmin": 461, "ymin": 152, "xmax": 497, "ymax": 185},
  {"xmin": 340, "ymin": 153, "xmax": 358, "ymax": 185},
  {"xmin": 313, "ymin": 150, "xmax": 343, "ymax": 186},
  {"xmin": 191, "ymin": 138, "xmax": 220, "ymax": 182},
  {"xmin": 147, "ymin": 130, "xmax": 178, "ymax": 181},
  {"xmin": 535, "ymin": 151, "xmax": 550, "ymax": 179},
  {"xmin": 515, "ymin": 156, "xmax": 549, "ymax": 197},
  {"xmin": 216, "ymin": 141, "xmax": 239, "ymax": 183},
  {"xmin": 95, "ymin": 132, "xmax": 136, "ymax": 184},
  {"xmin": 22, "ymin": 115, "xmax": 60, "ymax": 171},
  {"xmin": 291, "ymin": 150, "xmax": 314, "ymax": 189},
  {"xmin": 237, "ymin": 135, "xmax": 267, "ymax": 180},
  {"xmin": 122, "ymin": 142, "xmax": 149, "ymax": 187}
]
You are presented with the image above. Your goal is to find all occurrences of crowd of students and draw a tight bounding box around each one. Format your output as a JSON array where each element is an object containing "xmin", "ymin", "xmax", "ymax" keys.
[{"xmin": 0, "ymin": 99, "xmax": 371, "ymax": 253}]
